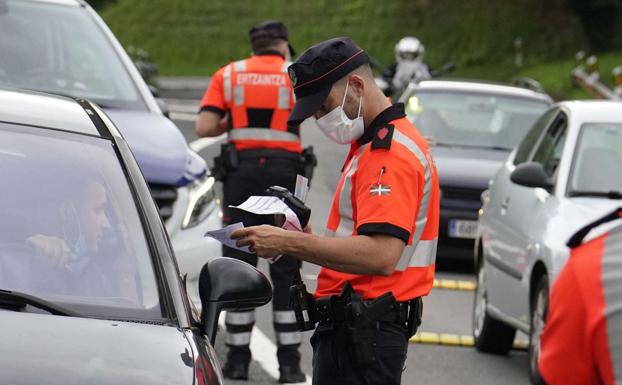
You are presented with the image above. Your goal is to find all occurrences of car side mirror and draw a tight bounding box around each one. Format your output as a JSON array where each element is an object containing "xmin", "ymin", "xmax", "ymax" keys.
[
  {"xmin": 510, "ymin": 162, "xmax": 553, "ymax": 191},
  {"xmin": 198, "ymin": 257, "xmax": 272, "ymax": 345}
]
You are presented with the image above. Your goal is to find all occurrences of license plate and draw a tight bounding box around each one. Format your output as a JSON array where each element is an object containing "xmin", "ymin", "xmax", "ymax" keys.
[{"xmin": 448, "ymin": 219, "xmax": 478, "ymax": 239}]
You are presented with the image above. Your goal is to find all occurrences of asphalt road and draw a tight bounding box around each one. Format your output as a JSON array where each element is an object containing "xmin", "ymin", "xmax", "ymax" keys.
[{"xmin": 166, "ymin": 97, "xmax": 531, "ymax": 385}]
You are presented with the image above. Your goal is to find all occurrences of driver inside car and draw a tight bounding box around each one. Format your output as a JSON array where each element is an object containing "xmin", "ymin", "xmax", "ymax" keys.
[{"xmin": 25, "ymin": 180, "xmax": 140, "ymax": 302}]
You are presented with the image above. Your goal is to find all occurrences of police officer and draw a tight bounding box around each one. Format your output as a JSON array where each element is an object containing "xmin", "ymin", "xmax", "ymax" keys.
[
  {"xmin": 537, "ymin": 209, "xmax": 622, "ymax": 385},
  {"xmin": 231, "ymin": 37, "xmax": 440, "ymax": 385},
  {"xmin": 196, "ymin": 21, "xmax": 305, "ymax": 383}
]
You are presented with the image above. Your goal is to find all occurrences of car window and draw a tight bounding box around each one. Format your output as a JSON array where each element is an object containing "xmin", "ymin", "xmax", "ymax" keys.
[
  {"xmin": 513, "ymin": 108, "xmax": 558, "ymax": 165},
  {"xmin": 0, "ymin": 124, "xmax": 162, "ymax": 320},
  {"xmin": 0, "ymin": 1, "xmax": 146, "ymax": 110},
  {"xmin": 405, "ymin": 90, "xmax": 549, "ymax": 150},
  {"xmin": 567, "ymin": 123, "xmax": 622, "ymax": 195},
  {"xmin": 531, "ymin": 113, "xmax": 568, "ymax": 178}
]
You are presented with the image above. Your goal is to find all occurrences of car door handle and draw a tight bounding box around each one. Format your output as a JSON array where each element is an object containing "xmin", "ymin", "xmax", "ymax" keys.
[{"xmin": 501, "ymin": 197, "xmax": 510, "ymax": 210}]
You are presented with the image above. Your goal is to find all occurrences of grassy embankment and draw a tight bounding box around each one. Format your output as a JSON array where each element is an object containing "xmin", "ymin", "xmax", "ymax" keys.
[{"xmin": 100, "ymin": 0, "xmax": 622, "ymax": 100}]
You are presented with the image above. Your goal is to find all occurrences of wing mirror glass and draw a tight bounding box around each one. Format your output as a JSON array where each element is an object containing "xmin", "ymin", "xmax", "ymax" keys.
[
  {"xmin": 198, "ymin": 257, "xmax": 272, "ymax": 344},
  {"xmin": 510, "ymin": 162, "xmax": 553, "ymax": 191}
]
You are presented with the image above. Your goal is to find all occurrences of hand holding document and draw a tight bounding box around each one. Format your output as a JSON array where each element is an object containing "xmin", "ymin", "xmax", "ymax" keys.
[
  {"xmin": 205, "ymin": 176, "xmax": 310, "ymax": 263},
  {"xmin": 204, "ymin": 222, "xmax": 253, "ymax": 253}
]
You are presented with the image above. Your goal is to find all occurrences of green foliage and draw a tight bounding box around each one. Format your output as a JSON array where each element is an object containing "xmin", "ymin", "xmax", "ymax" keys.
[
  {"xmin": 86, "ymin": 0, "xmax": 116, "ymax": 11},
  {"xmin": 99, "ymin": 0, "xmax": 622, "ymax": 99},
  {"xmin": 565, "ymin": 0, "xmax": 622, "ymax": 51},
  {"xmin": 517, "ymin": 51, "xmax": 622, "ymax": 100}
]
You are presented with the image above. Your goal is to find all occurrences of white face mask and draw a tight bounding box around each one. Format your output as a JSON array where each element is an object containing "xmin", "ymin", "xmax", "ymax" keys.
[{"xmin": 316, "ymin": 81, "xmax": 364, "ymax": 144}]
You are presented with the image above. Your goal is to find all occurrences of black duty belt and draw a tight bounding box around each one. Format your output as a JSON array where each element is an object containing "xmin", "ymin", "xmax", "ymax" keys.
[
  {"xmin": 238, "ymin": 149, "xmax": 300, "ymax": 161},
  {"xmin": 314, "ymin": 296, "xmax": 412, "ymax": 324}
]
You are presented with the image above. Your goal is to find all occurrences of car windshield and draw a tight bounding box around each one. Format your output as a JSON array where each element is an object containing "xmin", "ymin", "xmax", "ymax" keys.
[
  {"xmin": 0, "ymin": 123, "xmax": 162, "ymax": 320},
  {"xmin": 405, "ymin": 90, "xmax": 549, "ymax": 150},
  {"xmin": 567, "ymin": 123, "xmax": 622, "ymax": 196},
  {"xmin": 0, "ymin": 0, "xmax": 146, "ymax": 110}
]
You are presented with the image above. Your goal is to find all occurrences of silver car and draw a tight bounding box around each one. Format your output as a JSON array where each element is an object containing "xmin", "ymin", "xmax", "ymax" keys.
[
  {"xmin": 400, "ymin": 80, "xmax": 551, "ymax": 260},
  {"xmin": 473, "ymin": 100, "xmax": 622, "ymax": 382},
  {"xmin": 0, "ymin": 0, "xmax": 222, "ymax": 307}
]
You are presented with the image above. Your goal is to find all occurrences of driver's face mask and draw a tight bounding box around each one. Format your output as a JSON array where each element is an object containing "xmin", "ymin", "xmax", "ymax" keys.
[{"xmin": 315, "ymin": 80, "xmax": 365, "ymax": 144}]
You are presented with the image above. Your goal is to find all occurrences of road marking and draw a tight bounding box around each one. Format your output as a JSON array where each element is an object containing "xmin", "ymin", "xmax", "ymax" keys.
[
  {"xmin": 167, "ymin": 103, "xmax": 200, "ymax": 113},
  {"xmin": 409, "ymin": 332, "xmax": 528, "ymax": 350},
  {"xmin": 433, "ymin": 279, "xmax": 476, "ymax": 291},
  {"xmin": 218, "ymin": 314, "xmax": 311, "ymax": 384},
  {"xmin": 189, "ymin": 134, "xmax": 227, "ymax": 152},
  {"xmin": 170, "ymin": 111, "xmax": 199, "ymax": 122}
]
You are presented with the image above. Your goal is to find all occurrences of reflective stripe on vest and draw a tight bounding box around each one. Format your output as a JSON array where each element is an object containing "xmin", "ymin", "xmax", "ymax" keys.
[
  {"xmin": 278, "ymin": 61, "xmax": 293, "ymax": 109},
  {"xmin": 602, "ymin": 225, "xmax": 622, "ymax": 380},
  {"xmin": 327, "ymin": 130, "xmax": 435, "ymax": 271},
  {"xmin": 228, "ymin": 128, "xmax": 300, "ymax": 142},
  {"xmin": 233, "ymin": 84, "xmax": 244, "ymax": 106},
  {"xmin": 223, "ymin": 64, "xmax": 232, "ymax": 102},
  {"xmin": 278, "ymin": 86, "xmax": 290, "ymax": 109},
  {"xmin": 392, "ymin": 130, "xmax": 435, "ymax": 270}
]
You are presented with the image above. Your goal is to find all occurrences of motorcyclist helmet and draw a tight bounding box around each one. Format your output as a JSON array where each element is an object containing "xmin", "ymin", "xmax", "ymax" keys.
[{"xmin": 395, "ymin": 37, "xmax": 424, "ymax": 63}]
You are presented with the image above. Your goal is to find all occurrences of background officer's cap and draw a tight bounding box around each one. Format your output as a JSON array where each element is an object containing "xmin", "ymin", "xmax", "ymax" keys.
[
  {"xmin": 249, "ymin": 20, "xmax": 296, "ymax": 56},
  {"xmin": 287, "ymin": 37, "xmax": 370, "ymax": 126}
]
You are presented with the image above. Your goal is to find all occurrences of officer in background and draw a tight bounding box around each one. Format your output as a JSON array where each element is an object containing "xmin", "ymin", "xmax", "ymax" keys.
[
  {"xmin": 196, "ymin": 21, "xmax": 306, "ymax": 383},
  {"xmin": 537, "ymin": 209, "xmax": 622, "ymax": 385},
  {"xmin": 231, "ymin": 37, "xmax": 440, "ymax": 385}
]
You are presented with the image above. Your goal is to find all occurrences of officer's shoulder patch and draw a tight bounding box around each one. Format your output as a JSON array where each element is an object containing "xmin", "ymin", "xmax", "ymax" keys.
[{"xmin": 371, "ymin": 124, "xmax": 394, "ymax": 151}]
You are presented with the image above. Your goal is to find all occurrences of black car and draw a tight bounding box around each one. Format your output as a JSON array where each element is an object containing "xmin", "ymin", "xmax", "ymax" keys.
[
  {"xmin": 400, "ymin": 80, "xmax": 552, "ymax": 261},
  {"xmin": 0, "ymin": 88, "xmax": 272, "ymax": 384}
]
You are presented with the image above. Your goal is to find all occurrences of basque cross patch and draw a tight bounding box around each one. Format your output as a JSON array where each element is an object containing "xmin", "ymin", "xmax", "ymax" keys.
[
  {"xmin": 370, "ymin": 166, "xmax": 391, "ymax": 196},
  {"xmin": 370, "ymin": 183, "xmax": 392, "ymax": 196}
]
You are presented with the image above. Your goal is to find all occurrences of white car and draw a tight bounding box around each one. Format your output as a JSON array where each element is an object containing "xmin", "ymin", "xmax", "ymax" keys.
[
  {"xmin": 473, "ymin": 101, "xmax": 622, "ymax": 383},
  {"xmin": 0, "ymin": 0, "xmax": 222, "ymax": 306}
]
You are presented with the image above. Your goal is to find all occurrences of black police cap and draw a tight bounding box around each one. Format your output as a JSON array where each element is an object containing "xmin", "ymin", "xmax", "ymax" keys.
[
  {"xmin": 249, "ymin": 20, "xmax": 295, "ymax": 56},
  {"xmin": 287, "ymin": 37, "xmax": 370, "ymax": 126}
]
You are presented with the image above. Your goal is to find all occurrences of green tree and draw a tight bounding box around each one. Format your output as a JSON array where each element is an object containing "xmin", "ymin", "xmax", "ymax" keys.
[
  {"xmin": 566, "ymin": 0, "xmax": 622, "ymax": 51},
  {"xmin": 87, "ymin": 0, "xmax": 116, "ymax": 11}
]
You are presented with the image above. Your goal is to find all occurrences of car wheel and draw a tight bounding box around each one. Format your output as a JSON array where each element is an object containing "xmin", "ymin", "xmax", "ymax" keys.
[
  {"xmin": 529, "ymin": 275, "xmax": 549, "ymax": 384},
  {"xmin": 473, "ymin": 258, "xmax": 517, "ymax": 354}
]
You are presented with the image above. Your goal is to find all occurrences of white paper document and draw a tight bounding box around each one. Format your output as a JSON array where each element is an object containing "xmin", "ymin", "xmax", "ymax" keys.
[
  {"xmin": 230, "ymin": 196, "xmax": 302, "ymax": 232},
  {"xmin": 204, "ymin": 222, "xmax": 254, "ymax": 253}
]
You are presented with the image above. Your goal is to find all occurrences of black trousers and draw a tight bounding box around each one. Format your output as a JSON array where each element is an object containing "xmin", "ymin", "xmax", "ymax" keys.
[
  {"xmin": 222, "ymin": 156, "xmax": 302, "ymax": 367},
  {"xmin": 311, "ymin": 320, "xmax": 409, "ymax": 385}
]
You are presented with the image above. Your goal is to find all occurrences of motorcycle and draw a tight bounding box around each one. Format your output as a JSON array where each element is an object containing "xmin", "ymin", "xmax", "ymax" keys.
[{"xmin": 374, "ymin": 61, "xmax": 456, "ymax": 101}]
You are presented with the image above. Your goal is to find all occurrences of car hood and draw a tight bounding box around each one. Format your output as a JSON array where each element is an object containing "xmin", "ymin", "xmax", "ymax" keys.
[
  {"xmin": 431, "ymin": 145, "xmax": 509, "ymax": 189},
  {"xmin": 104, "ymin": 109, "xmax": 205, "ymax": 185},
  {"xmin": 0, "ymin": 311, "xmax": 195, "ymax": 385}
]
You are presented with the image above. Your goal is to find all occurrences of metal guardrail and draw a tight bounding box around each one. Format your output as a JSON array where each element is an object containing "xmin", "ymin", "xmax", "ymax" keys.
[{"xmin": 571, "ymin": 52, "xmax": 622, "ymax": 100}]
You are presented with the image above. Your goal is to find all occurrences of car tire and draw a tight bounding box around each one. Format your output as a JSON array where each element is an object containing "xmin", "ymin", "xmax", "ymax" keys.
[
  {"xmin": 529, "ymin": 275, "xmax": 549, "ymax": 384},
  {"xmin": 473, "ymin": 258, "xmax": 517, "ymax": 354}
]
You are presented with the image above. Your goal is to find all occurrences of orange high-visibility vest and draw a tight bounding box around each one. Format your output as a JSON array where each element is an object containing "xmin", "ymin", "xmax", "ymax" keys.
[
  {"xmin": 539, "ymin": 209, "xmax": 622, "ymax": 385},
  {"xmin": 315, "ymin": 104, "xmax": 440, "ymax": 301},
  {"xmin": 200, "ymin": 52, "xmax": 301, "ymax": 153}
]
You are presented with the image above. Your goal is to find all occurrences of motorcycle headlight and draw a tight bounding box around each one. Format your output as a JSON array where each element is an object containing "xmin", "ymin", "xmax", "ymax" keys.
[{"xmin": 182, "ymin": 175, "xmax": 216, "ymax": 229}]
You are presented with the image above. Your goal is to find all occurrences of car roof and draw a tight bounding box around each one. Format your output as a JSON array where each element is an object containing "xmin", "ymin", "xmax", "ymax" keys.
[
  {"xmin": 413, "ymin": 80, "xmax": 552, "ymax": 103},
  {"xmin": 557, "ymin": 100, "xmax": 622, "ymax": 124},
  {"xmin": 0, "ymin": 88, "xmax": 100, "ymax": 135}
]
